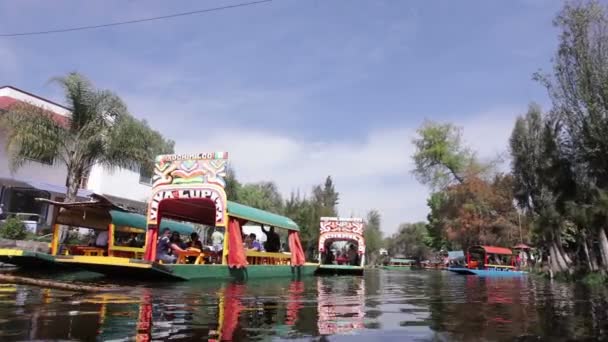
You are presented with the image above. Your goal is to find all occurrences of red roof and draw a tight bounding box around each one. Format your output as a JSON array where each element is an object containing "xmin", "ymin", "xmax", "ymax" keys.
[
  {"xmin": 472, "ymin": 245, "xmax": 513, "ymax": 255},
  {"xmin": 0, "ymin": 96, "xmax": 70, "ymax": 127}
]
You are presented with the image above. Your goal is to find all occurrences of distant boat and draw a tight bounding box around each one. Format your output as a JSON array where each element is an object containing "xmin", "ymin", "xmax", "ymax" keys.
[
  {"xmin": 383, "ymin": 258, "xmax": 415, "ymax": 270},
  {"xmin": 448, "ymin": 245, "xmax": 527, "ymax": 277}
]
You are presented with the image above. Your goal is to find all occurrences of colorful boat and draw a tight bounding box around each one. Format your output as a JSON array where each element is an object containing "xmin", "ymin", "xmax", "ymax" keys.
[
  {"xmin": 383, "ymin": 258, "xmax": 416, "ymax": 270},
  {"xmin": 0, "ymin": 193, "xmax": 193, "ymax": 270},
  {"xmin": 317, "ymin": 217, "xmax": 365, "ymax": 275},
  {"xmin": 448, "ymin": 245, "xmax": 527, "ymax": 277},
  {"xmin": 51, "ymin": 152, "xmax": 315, "ymax": 281}
]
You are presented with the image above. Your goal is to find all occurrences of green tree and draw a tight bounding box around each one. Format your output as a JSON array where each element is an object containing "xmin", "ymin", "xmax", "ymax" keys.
[
  {"xmin": 2, "ymin": 73, "xmax": 173, "ymax": 237},
  {"xmin": 386, "ymin": 222, "xmax": 430, "ymax": 260},
  {"xmin": 412, "ymin": 121, "xmax": 475, "ymax": 189},
  {"xmin": 510, "ymin": 104, "xmax": 577, "ymax": 273},
  {"xmin": 225, "ymin": 166, "xmax": 241, "ymax": 201},
  {"xmin": 364, "ymin": 209, "xmax": 383, "ymax": 265},
  {"xmin": 237, "ymin": 182, "xmax": 283, "ymax": 213}
]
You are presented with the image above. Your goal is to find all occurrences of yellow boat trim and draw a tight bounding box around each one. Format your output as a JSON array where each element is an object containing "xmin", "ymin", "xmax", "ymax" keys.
[
  {"xmin": 0, "ymin": 248, "xmax": 24, "ymax": 256},
  {"xmin": 55, "ymin": 256, "xmax": 153, "ymax": 269}
]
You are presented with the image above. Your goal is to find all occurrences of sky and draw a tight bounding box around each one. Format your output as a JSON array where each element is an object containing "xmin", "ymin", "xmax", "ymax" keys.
[{"xmin": 0, "ymin": 0, "xmax": 566, "ymax": 235}]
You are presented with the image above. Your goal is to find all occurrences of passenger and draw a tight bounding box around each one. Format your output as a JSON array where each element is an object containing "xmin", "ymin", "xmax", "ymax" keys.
[
  {"xmin": 347, "ymin": 244, "xmax": 359, "ymax": 266},
  {"xmin": 247, "ymin": 233, "xmax": 263, "ymax": 251},
  {"xmin": 95, "ymin": 230, "xmax": 109, "ymax": 248},
  {"xmin": 187, "ymin": 232, "xmax": 203, "ymax": 250},
  {"xmin": 211, "ymin": 228, "xmax": 224, "ymax": 253},
  {"xmin": 157, "ymin": 229, "xmax": 186, "ymax": 264},
  {"xmin": 262, "ymin": 226, "xmax": 280, "ymax": 252},
  {"xmin": 170, "ymin": 231, "xmax": 187, "ymax": 250}
]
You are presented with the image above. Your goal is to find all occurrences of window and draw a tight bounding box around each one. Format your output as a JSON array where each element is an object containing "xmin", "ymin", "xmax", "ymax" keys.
[
  {"xmin": 2, "ymin": 188, "xmax": 50, "ymax": 224},
  {"xmin": 139, "ymin": 164, "xmax": 153, "ymax": 185}
]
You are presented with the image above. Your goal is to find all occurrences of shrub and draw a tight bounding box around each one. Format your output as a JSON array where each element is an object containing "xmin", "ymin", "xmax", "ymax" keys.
[{"xmin": 0, "ymin": 217, "xmax": 28, "ymax": 240}]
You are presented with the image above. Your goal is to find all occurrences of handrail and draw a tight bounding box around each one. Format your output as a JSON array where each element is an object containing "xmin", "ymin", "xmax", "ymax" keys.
[
  {"xmin": 245, "ymin": 250, "xmax": 291, "ymax": 259},
  {"xmin": 484, "ymin": 264, "xmax": 514, "ymax": 269}
]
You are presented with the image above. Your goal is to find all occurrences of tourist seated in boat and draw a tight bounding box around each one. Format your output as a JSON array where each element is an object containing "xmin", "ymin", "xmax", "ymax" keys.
[
  {"xmin": 347, "ymin": 244, "xmax": 359, "ymax": 266},
  {"xmin": 157, "ymin": 228, "xmax": 186, "ymax": 264},
  {"xmin": 95, "ymin": 230, "xmax": 109, "ymax": 249},
  {"xmin": 187, "ymin": 232, "xmax": 203, "ymax": 250},
  {"xmin": 262, "ymin": 226, "xmax": 280, "ymax": 253},
  {"xmin": 244, "ymin": 233, "xmax": 264, "ymax": 251},
  {"xmin": 170, "ymin": 231, "xmax": 187, "ymax": 250}
]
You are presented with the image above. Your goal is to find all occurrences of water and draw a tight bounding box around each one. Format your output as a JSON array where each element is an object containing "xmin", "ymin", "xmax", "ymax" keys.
[{"xmin": 0, "ymin": 269, "xmax": 607, "ymax": 341}]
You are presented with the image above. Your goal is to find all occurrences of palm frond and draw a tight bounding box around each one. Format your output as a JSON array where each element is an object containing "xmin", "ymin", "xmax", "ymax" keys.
[{"xmin": 2, "ymin": 102, "xmax": 66, "ymax": 172}]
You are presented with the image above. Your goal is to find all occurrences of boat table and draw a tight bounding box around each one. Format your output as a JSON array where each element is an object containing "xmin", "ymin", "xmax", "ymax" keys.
[
  {"xmin": 176, "ymin": 249, "xmax": 205, "ymax": 264},
  {"xmin": 246, "ymin": 250, "xmax": 291, "ymax": 265},
  {"xmin": 71, "ymin": 246, "xmax": 106, "ymax": 256}
]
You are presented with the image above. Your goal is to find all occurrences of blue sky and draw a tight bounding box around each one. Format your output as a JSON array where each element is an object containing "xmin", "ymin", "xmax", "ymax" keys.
[{"xmin": 0, "ymin": 0, "xmax": 565, "ymax": 234}]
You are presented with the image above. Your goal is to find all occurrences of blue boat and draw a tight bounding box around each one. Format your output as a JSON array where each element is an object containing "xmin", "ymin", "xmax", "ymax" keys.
[{"xmin": 448, "ymin": 245, "xmax": 527, "ymax": 277}]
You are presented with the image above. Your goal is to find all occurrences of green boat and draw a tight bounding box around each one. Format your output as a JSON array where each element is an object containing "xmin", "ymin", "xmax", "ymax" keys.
[
  {"xmin": 382, "ymin": 258, "xmax": 415, "ymax": 270},
  {"xmin": 317, "ymin": 217, "xmax": 365, "ymax": 275},
  {"xmin": 0, "ymin": 193, "xmax": 194, "ymax": 271},
  {"xmin": 51, "ymin": 152, "xmax": 315, "ymax": 281}
]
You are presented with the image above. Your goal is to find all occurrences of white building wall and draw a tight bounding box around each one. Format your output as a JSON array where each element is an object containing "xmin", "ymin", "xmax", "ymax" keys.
[{"xmin": 87, "ymin": 165, "xmax": 152, "ymax": 203}]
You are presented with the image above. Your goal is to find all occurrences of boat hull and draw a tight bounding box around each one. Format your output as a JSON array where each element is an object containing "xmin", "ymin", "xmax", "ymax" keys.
[
  {"xmin": 382, "ymin": 265, "xmax": 412, "ymax": 270},
  {"xmin": 316, "ymin": 264, "xmax": 364, "ymax": 275},
  {"xmin": 55, "ymin": 255, "xmax": 318, "ymax": 281},
  {"xmin": 448, "ymin": 267, "xmax": 527, "ymax": 277},
  {"xmin": 0, "ymin": 248, "xmax": 66, "ymax": 269}
]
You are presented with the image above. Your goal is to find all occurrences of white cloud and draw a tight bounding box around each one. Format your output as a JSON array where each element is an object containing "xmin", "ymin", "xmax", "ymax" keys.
[{"xmin": 172, "ymin": 106, "xmax": 523, "ymax": 235}]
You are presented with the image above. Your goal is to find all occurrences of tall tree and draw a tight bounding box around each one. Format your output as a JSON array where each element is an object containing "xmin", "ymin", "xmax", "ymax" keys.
[
  {"xmin": 224, "ymin": 166, "xmax": 241, "ymax": 202},
  {"xmin": 364, "ymin": 209, "xmax": 383, "ymax": 265},
  {"xmin": 237, "ymin": 181, "xmax": 283, "ymax": 213},
  {"xmin": 534, "ymin": 0, "xmax": 608, "ymax": 272},
  {"xmin": 412, "ymin": 121, "xmax": 476, "ymax": 189},
  {"xmin": 2, "ymin": 72, "xmax": 173, "ymax": 202},
  {"xmin": 386, "ymin": 222, "xmax": 430, "ymax": 260}
]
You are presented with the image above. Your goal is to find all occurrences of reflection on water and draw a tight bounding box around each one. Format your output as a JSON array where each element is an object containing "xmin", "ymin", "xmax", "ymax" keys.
[{"xmin": 0, "ymin": 270, "xmax": 607, "ymax": 340}]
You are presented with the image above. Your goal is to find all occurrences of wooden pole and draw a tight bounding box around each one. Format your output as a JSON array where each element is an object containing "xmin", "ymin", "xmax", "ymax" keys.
[{"xmin": 0, "ymin": 274, "xmax": 120, "ymax": 293}]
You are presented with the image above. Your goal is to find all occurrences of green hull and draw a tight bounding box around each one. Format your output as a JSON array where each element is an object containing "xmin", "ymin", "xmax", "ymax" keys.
[
  {"xmin": 0, "ymin": 249, "xmax": 66, "ymax": 269},
  {"xmin": 54, "ymin": 256, "xmax": 318, "ymax": 281},
  {"xmin": 383, "ymin": 265, "xmax": 413, "ymax": 270},
  {"xmin": 317, "ymin": 264, "xmax": 364, "ymax": 275}
]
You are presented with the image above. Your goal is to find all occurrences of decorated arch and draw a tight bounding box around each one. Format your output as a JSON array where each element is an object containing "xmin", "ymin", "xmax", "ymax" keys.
[
  {"xmin": 143, "ymin": 152, "xmax": 228, "ymax": 261},
  {"xmin": 318, "ymin": 217, "xmax": 365, "ymax": 255}
]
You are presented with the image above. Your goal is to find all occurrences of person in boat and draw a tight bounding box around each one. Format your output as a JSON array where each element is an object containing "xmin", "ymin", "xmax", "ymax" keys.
[
  {"xmin": 170, "ymin": 231, "xmax": 187, "ymax": 250},
  {"xmin": 347, "ymin": 244, "xmax": 359, "ymax": 266},
  {"xmin": 262, "ymin": 226, "xmax": 280, "ymax": 253},
  {"xmin": 157, "ymin": 228, "xmax": 186, "ymax": 264},
  {"xmin": 187, "ymin": 232, "xmax": 203, "ymax": 250},
  {"xmin": 245, "ymin": 233, "xmax": 264, "ymax": 251},
  {"xmin": 95, "ymin": 230, "xmax": 109, "ymax": 248}
]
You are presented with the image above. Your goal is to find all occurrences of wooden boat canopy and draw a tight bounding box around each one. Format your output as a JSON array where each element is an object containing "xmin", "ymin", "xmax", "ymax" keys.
[
  {"xmin": 227, "ymin": 201, "xmax": 299, "ymax": 231},
  {"xmin": 40, "ymin": 198, "xmax": 194, "ymax": 235},
  {"xmin": 470, "ymin": 245, "xmax": 513, "ymax": 255}
]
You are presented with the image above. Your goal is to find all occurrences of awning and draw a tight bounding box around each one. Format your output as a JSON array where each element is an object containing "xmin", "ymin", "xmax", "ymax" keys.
[
  {"xmin": 471, "ymin": 245, "xmax": 513, "ymax": 255},
  {"xmin": 227, "ymin": 201, "xmax": 299, "ymax": 231},
  {"xmin": 1, "ymin": 177, "xmax": 92, "ymax": 199},
  {"xmin": 26, "ymin": 180, "xmax": 93, "ymax": 198}
]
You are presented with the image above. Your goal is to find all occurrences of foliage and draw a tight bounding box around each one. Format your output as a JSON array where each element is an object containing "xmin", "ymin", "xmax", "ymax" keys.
[
  {"xmin": 385, "ymin": 222, "xmax": 430, "ymax": 260},
  {"xmin": 2, "ymin": 72, "xmax": 174, "ymax": 205},
  {"xmin": 237, "ymin": 182, "xmax": 283, "ymax": 213},
  {"xmin": 364, "ymin": 210, "xmax": 383, "ymax": 264},
  {"xmin": 412, "ymin": 121, "xmax": 475, "ymax": 189},
  {"xmin": 0, "ymin": 217, "xmax": 28, "ymax": 240},
  {"xmin": 225, "ymin": 166, "xmax": 241, "ymax": 201}
]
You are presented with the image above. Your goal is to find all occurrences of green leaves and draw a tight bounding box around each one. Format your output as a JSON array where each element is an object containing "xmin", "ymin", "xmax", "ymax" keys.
[{"xmin": 3, "ymin": 72, "xmax": 174, "ymax": 202}]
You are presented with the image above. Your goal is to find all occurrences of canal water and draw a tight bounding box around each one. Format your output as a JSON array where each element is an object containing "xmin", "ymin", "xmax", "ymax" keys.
[{"xmin": 0, "ymin": 269, "xmax": 606, "ymax": 341}]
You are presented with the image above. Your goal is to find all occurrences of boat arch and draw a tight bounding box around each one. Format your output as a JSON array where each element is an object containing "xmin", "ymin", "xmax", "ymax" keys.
[{"xmin": 143, "ymin": 152, "xmax": 229, "ymax": 261}]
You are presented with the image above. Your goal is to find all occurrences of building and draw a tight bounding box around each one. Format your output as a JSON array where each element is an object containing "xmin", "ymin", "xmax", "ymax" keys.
[{"xmin": 0, "ymin": 85, "xmax": 153, "ymax": 231}]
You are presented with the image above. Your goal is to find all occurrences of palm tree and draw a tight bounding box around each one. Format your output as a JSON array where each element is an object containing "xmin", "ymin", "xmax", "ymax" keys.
[{"xmin": 2, "ymin": 72, "xmax": 173, "ymax": 218}]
